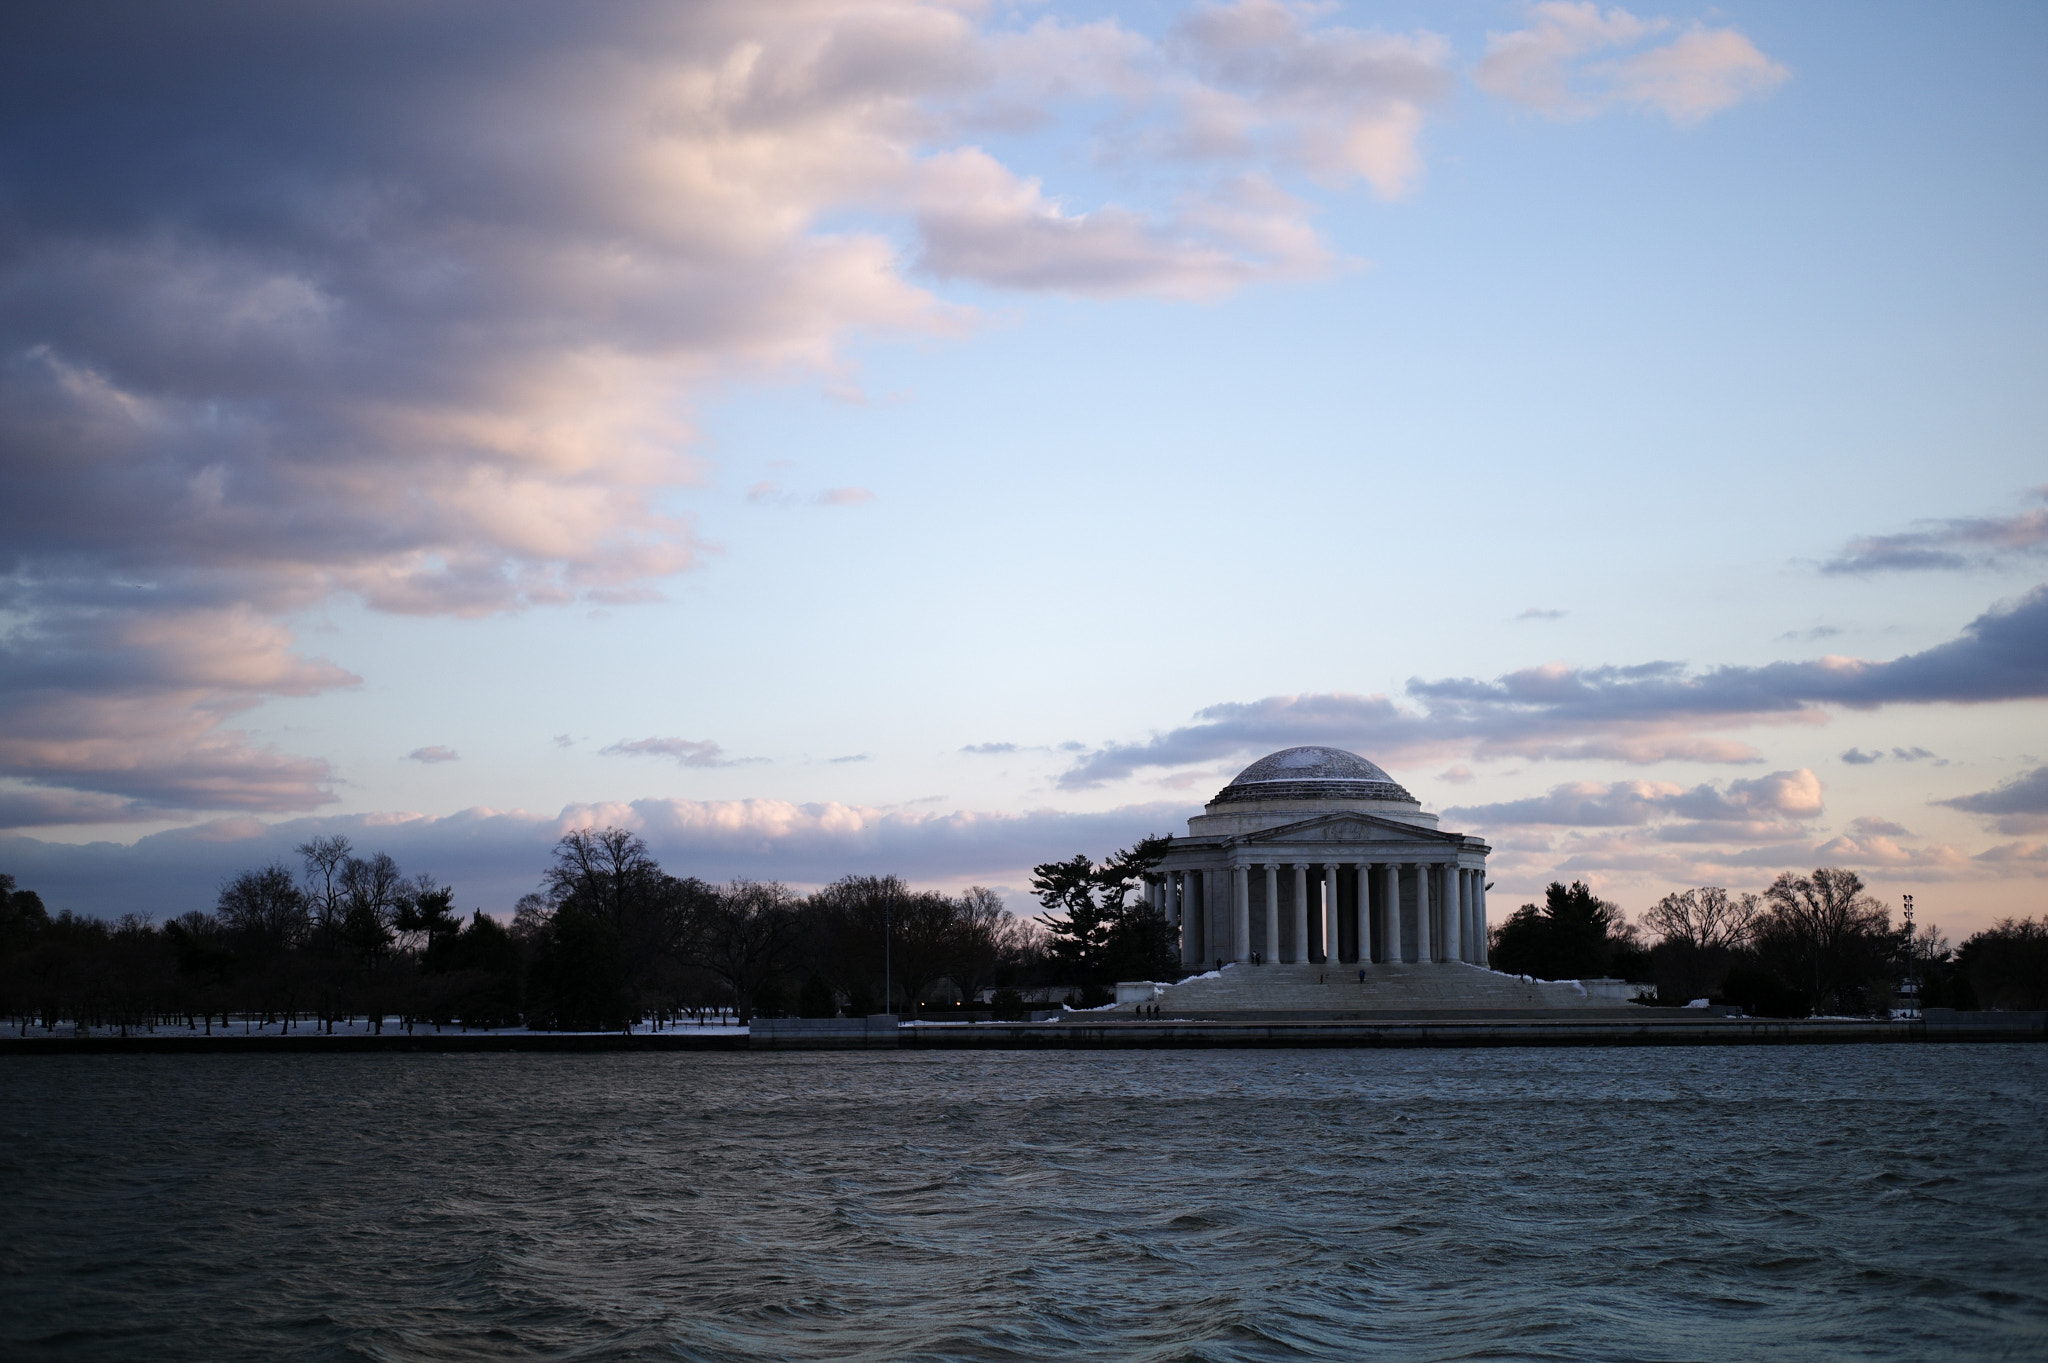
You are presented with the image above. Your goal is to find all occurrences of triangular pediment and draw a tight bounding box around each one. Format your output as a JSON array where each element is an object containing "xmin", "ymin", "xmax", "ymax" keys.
[{"xmin": 1240, "ymin": 811, "xmax": 1457, "ymax": 845}]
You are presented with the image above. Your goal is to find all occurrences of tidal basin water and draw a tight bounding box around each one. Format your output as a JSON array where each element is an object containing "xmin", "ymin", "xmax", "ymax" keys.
[{"xmin": 4, "ymin": 1046, "xmax": 2044, "ymax": 1361}]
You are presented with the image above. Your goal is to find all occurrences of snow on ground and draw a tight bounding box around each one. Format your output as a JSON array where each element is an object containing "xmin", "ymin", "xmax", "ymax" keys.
[{"xmin": 10, "ymin": 1017, "xmax": 748, "ymax": 1039}]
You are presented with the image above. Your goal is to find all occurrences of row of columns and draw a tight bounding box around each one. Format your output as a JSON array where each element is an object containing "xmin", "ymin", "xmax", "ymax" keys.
[{"xmin": 1152, "ymin": 862, "xmax": 1487, "ymax": 968}]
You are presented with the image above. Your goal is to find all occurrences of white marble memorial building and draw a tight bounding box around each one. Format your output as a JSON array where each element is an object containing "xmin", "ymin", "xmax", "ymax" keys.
[{"xmin": 1148, "ymin": 747, "xmax": 1489, "ymax": 972}]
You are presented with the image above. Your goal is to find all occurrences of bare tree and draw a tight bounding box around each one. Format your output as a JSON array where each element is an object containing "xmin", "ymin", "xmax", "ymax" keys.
[
  {"xmin": 1644, "ymin": 886, "xmax": 1759, "ymax": 951},
  {"xmin": 1760, "ymin": 867, "xmax": 1892, "ymax": 1013},
  {"xmin": 510, "ymin": 892, "xmax": 552, "ymax": 944},
  {"xmin": 947, "ymin": 887, "xmax": 1018, "ymax": 1007},
  {"xmin": 339, "ymin": 852, "xmax": 406, "ymax": 961},
  {"xmin": 544, "ymin": 827, "xmax": 656, "ymax": 924},
  {"xmin": 690, "ymin": 879, "xmax": 804, "ymax": 1020},
  {"xmin": 217, "ymin": 864, "xmax": 310, "ymax": 954},
  {"xmin": 295, "ymin": 835, "xmax": 353, "ymax": 941}
]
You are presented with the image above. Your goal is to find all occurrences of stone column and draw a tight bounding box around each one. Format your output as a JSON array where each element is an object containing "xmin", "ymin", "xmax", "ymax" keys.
[
  {"xmin": 1201, "ymin": 867, "xmax": 1215, "ymax": 965},
  {"xmin": 1441, "ymin": 861, "xmax": 1462, "ymax": 964},
  {"xmin": 1380, "ymin": 862, "xmax": 1401, "ymax": 964},
  {"xmin": 1465, "ymin": 870, "xmax": 1479, "ymax": 962},
  {"xmin": 1414, "ymin": 862, "xmax": 1433, "ymax": 963},
  {"xmin": 1263, "ymin": 864, "xmax": 1279, "ymax": 964},
  {"xmin": 1321, "ymin": 865, "xmax": 1339, "ymax": 964},
  {"xmin": 1291, "ymin": 864, "xmax": 1309, "ymax": 964},
  {"xmin": 1233, "ymin": 864, "xmax": 1250, "ymax": 964},
  {"xmin": 1353, "ymin": 863, "xmax": 1371, "ymax": 966},
  {"xmin": 1180, "ymin": 871, "xmax": 1200, "ymax": 969}
]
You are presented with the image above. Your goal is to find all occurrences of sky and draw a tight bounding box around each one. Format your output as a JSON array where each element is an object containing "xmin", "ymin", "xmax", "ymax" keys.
[{"xmin": 2, "ymin": 0, "xmax": 2044, "ymax": 940}]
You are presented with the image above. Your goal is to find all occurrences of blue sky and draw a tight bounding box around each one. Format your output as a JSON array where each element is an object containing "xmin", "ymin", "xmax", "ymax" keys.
[{"xmin": 3, "ymin": 1, "xmax": 2043, "ymax": 936}]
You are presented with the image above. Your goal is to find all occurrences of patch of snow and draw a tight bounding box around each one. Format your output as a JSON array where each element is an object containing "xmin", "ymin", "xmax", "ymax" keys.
[{"xmin": 1686, "ymin": 998, "xmax": 1712, "ymax": 1009}]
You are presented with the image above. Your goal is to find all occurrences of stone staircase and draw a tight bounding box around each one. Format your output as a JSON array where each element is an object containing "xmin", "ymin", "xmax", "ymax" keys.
[{"xmin": 1144, "ymin": 961, "xmax": 1623, "ymax": 1016}]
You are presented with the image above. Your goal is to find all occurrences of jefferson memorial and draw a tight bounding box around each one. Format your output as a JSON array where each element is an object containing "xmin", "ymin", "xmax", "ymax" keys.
[{"xmin": 1149, "ymin": 746, "xmax": 1490, "ymax": 971}]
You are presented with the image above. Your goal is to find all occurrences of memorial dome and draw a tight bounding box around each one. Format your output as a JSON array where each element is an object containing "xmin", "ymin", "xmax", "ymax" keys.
[{"xmin": 1211, "ymin": 745, "xmax": 1415, "ymax": 806}]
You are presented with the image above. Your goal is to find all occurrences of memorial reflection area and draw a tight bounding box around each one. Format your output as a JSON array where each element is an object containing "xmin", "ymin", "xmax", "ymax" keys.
[{"xmin": 1150, "ymin": 747, "xmax": 1490, "ymax": 971}]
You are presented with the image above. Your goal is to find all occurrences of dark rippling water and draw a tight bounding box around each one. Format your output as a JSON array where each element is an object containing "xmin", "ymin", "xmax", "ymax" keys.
[{"xmin": 4, "ymin": 1046, "xmax": 2045, "ymax": 1361}]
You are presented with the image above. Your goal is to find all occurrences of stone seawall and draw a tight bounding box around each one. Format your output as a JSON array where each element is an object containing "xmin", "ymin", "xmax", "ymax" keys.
[
  {"xmin": 0, "ymin": 1032, "xmax": 747, "ymax": 1055},
  {"xmin": 889, "ymin": 1015, "xmax": 2047, "ymax": 1050},
  {"xmin": 5, "ymin": 1010, "xmax": 2040, "ymax": 1054}
]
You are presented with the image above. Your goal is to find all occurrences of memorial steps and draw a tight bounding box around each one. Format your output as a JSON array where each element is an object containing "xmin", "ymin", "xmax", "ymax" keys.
[{"xmin": 1146, "ymin": 961, "xmax": 1626, "ymax": 1016}]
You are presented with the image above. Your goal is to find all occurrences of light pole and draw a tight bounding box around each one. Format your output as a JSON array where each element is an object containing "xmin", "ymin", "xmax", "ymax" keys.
[
  {"xmin": 884, "ymin": 891, "xmax": 893, "ymax": 1020},
  {"xmin": 1900, "ymin": 893, "xmax": 1919, "ymax": 1018}
]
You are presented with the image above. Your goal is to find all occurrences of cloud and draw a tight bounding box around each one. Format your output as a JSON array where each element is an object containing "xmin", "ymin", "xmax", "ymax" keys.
[
  {"xmin": 747, "ymin": 480, "xmax": 874, "ymax": 508},
  {"xmin": 1428, "ymin": 767, "xmax": 2028, "ymax": 895},
  {"xmin": 0, "ymin": 600, "xmax": 352, "ymax": 818},
  {"xmin": 1476, "ymin": 3, "xmax": 1786, "ymax": 125},
  {"xmin": 1517, "ymin": 607, "xmax": 1567, "ymax": 621},
  {"xmin": 1607, "ymin": 26, "xmax": 1790, "ymax": 125},
  {"xmin": 0, "ymin": 1, "xmax": 1472, "ymax": 828},
  {"xmin": 828, "ymin": 753, "xmax": 872, "ymax": 764},
  {"xmin": 1447, "ymin": 768, "xmax": 1823, "ymax": 835},
  {"xmin": 599, "ymin": 737, "xmax": 750, "ymax": 769},
  {"xmin": 0, "ymin": 796, "xmax": 1197, "ymax": 919},
  {"xmin": 0, "ymin": 788, "xmax": 159, "ymax": 830},
  {"xmin": 1843, "ymin": 745, "xmax": 1942, "ymax": 766},
  {"xmin": 552, "ymin": 734, "xmax": 575, "ymax": 748},
  {"xmin": 1163, "ymin": 0, "xmax": 1453, "ymax": 197},
  {"xmin": 1440, "ymin": 764, "xmax": 1475, "ymax": 784},
  {"xmin": 406, "ymin": 746, "xmax": 460, "ymax": 764},
  {"xmin": 1821, "ymin": 488, "xmax": 2048, "ymax": 575},
  {"xmin": 961, "ymin": 742, "xmax": 1020, "ymax": 755},
  {"xmin": 1058, "ymin": 586, "xmax": 2048, "ymax": 787},
  {"xmin": 1849, "ymin": 816, "xmax": 1911, "ymax": 838},
  {"xmin": 1938, "ymin": 766, "xmax": 2048, "ymax": 836},
  {"xmin": 913, "ymin": 151, "xmax": 1337, "ymax": 297},
  {"xmin": 1976, "ymin": 841, "xmax": 2048, "ymax": 868}
]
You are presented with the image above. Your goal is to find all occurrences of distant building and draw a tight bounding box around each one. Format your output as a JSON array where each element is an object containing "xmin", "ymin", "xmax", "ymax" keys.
[{"xmin": 1150, "ymin": 747, "xmax": 1490, "ymax": 971}]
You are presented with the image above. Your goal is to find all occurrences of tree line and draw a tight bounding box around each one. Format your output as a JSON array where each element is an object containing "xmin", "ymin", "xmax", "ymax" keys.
[
  {"xmin": 0, "ymin": 830, "xmax": 1064, "ymax": 1035},
  {"xmin": 5, "ymin": 845, "xmax": 2041, "ymax": 1032},
  {"xmin": 1488, "ymin": 867, "xmax": 2048, "ymax": 1016}
]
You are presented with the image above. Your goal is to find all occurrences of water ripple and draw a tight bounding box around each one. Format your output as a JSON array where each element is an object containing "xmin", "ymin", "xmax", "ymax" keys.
[{"xmin": 3, "ymin": 1046, "xmax": 2044, "ymax": 1360}]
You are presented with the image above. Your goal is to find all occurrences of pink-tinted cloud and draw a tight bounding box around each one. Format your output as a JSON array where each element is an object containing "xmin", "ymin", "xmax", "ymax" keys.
[
  {"xmin": 0, "ymin": 1, "xmax": 1477, "ymax": 827},
  {"xmin": 1163, "ymin": 0, "xmax": 1452, "ymax": 197},
  {"xmin": 0, "ymin": 796, "xmax": 1196, "ymax": 919},
  {"xmin": 913, "ymin": 151, "xmax": 1336, "ymax": 297},
  {"xmin": 1476, "ymin": 3, "xmax": 1787, "ymax": 124},
  {"xmin": 0, "ymin": 602, "xmax": 351, "ymax": 819},
  {"xmin": 1823, "ymin": 487, "xmax": 2048, "ymax": 575},
  {"xmin": 1447, "ymin": 769, "xmax": 1824, "ymax": 840},
  {"xmin": 1939, "ymin": 765, "xmax": 2048, "ymax": 836}
]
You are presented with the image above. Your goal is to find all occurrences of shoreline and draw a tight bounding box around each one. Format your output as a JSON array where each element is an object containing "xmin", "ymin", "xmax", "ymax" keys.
[{"xmin": 4, "ymin": 1009, "xmax": 2041, "ymax": 1054}]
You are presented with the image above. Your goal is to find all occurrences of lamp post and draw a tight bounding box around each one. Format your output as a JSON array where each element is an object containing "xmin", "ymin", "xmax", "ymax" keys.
[
  {"xmin": 1900, "ymin": 893, "xmax": 1919, "ymax": 1019},
  {"xmin": 884, "ymin": 890, "xmax": 893, "ymax": 1020}
]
